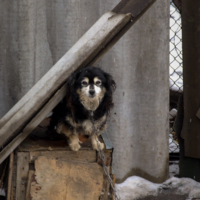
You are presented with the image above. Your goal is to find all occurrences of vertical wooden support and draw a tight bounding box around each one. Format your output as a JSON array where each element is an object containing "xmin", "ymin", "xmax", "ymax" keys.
[
  {"xmin": 16, "ymin": 152, "xmax": 30, "ymax": 200},
  {"xmin": 25, "ymin": 170, "xmax": 34, "ymax": 200},
  {"xmin": 0, "ymin": 160, "xmax": 8, "ymax": 188},
  {"xmin": 112, "ymin": 174, "xmax": 116, "ymax": 200},
  {"xmin": 7, "ymin": 152, "xmax": 14, "ymax": 200}
]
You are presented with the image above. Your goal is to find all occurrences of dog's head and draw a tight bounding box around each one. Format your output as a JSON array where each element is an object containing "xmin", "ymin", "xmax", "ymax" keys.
[{"xmin": 66, "ymin": 67, "xmax": 116, "ymax": 112}]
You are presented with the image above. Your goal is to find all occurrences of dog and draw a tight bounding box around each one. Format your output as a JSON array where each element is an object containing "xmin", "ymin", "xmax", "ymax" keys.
[{"xmin": 50, "ymin": 67, "xmax": 116, "ymax": 151}]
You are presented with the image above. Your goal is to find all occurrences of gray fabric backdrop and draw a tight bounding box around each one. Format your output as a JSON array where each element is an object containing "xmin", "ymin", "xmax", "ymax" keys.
[{"xmin": 0, "ymin": 0, "xmax": 169, "ymax": 183}]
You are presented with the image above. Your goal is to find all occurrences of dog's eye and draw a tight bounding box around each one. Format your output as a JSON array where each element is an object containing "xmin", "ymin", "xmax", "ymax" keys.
[
  {"xmin": 95, "ymin": 81, "xmax": 101, "ymax": 85},
  {"xmin": 82, "ymin": 81, "xmax": 88, "ymax": 86}
]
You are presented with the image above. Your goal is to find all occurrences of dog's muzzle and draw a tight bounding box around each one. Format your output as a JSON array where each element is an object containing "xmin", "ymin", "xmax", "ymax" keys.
[
  {"xmin": 89, "ymin": 89, "xmax": 95, "ymax": 97},
  {"xmin": 89, "ymin": 84, "xmax": 96, "ymax": 97}
]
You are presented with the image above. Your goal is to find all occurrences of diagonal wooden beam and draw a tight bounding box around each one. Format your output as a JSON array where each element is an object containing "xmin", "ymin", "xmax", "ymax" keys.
[
  {"xmin": 0, "ymin": 85, "xmax": 66, "ymax": 164},
  {"xmin": 113, "ymin": 0, "xmax": 156, "ymax": 16}
]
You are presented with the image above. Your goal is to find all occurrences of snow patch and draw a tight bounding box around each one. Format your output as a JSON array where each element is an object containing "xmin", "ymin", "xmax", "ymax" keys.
[
  {"xmin": 169, "ymin": 108, "xmax": 177, "ymax": 119},
  {"xmin": 115, "ymin": 176, "xmax": 200, "ymax": 200},
  {"xmin": 115, "ymin": 176, "xmax": 160, "ymax": 200},
  {"xmin": 162, "ymin": 177, "xmax": 200, "ymax": 199}
]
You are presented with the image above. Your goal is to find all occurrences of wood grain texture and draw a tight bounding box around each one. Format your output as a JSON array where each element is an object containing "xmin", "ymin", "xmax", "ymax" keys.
[
  {"xmin": 31, "ymin": 156, "xmax": 104, "ymax": 200},
  {"xmin": 113, "ymin": 0, "xmax": 156, "ymax": 17},
  {"xmin": 16, "ymin": 152, "xmax": 30, "ymax": 200},
  {"xmin": 25, "ymin": 170, "xmax": 35, "ymax": 200},
  {"xmin": 29, "ymin": 150, "xmax": 96, "ymax": 163},
  {"xmin": 7, "ymin": 152, "xmax": 14, "ymax": 200}
]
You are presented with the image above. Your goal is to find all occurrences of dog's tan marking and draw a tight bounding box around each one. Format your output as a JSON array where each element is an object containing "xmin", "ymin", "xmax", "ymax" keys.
[
  {"xmin": 66, "ymin": 115, "xmax": 106, "ymax": 136},
  {"xmin": 81, "ymin": 77, "xmax": 89, "ymax": 85},
  {"xmin": 66, "ymin": 116, "xmax": 78, "ymax": 128},
  {"xmin": 56, "ymin": 122, "xmax": 81, "ymax": 151},
  {"xmin": 68, "ymin": 134, "xmax": 81, "ymax": 151},
  {"xmin": 91, "ymin": 134, "xmax": 104, "ymax": 151},
  {"xmin": 56, "ymin": 123, "xmax": 72, "ymax": 136},
  {"xmin": 94, "ymin": 77, "xmax": 101, "ymax": 85},
  {"xmin": 82, "ymin": 115, "xmax": 107, "ymax": 135}
]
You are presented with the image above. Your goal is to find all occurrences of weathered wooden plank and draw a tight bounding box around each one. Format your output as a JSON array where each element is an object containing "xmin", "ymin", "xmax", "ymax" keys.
[
  {"xmin": 0, "ymin": 160, "xmax": 8, "ymax": 188},
  {"xmin": 18, "ymin": 138, "xmax": 68, "ymax": 152},
  {"xmin": 112, "ymin": 174, "xmax": 116, "ymax": 200},
  {"xmin": 0, "ymin": 86, "xmax": 66, "ymax": 164},
  {"xmin": 25, "ymin": 170, "xmax": 35, "ymax": 200},
  {"xmin": 11, "ymin": 154, "xmax": 17, "ymax": 200},
  {"xmin": 101, "ymin": 175, "xmax": 111, "ymax": 200},
  {"xmin": 29, "ymin": 150, "xmax": 96, "ymax": 163},
  {"xmin": 30, "ymin": 156, "xmax": 104, "ymax": 200},
  {"xmin": 16, "ymin": 152, "xmax": 30, "ymax": 200},
  {"xmin": 113, "ymin": 0, "xmax": 156, "ymax": 16},
  {"xmin": 0, "ymin": 12, "xmax": 132, "ymax": 147},
  {"xmin": 7, "ymin": 152, "xmax": 14, "ymax": 200}
]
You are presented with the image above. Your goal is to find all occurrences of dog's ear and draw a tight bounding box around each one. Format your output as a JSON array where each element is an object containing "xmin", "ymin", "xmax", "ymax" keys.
[
  {"xmin": 66, "ymin": 70, "xmax": 78, "ymax": 89},
  {"xmin": 103, "ymin": 72, "xmax": 116, "ymax": 114},
  {"xmin": 104, "ymin": 72, "xmax": 116, "ymax": 93},
  {"xmin": 65, "ymin": 70, "xmax": 79, "ymax": 116}
]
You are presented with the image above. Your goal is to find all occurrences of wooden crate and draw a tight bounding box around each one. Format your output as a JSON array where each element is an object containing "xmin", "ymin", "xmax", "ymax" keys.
[{"xmin": 7, "ymin": 133, "xmax": 113, "ymax": 200}]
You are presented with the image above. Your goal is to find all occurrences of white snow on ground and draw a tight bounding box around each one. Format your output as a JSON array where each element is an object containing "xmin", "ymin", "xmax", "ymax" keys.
[
  {"xmin": 162, "ymin": 177, "xmax": 200, "ymax": 199},
  {"xmin": 169, "ymin": 161, "xmax": 179, "ymax": 178},
  {"xmin": 169, "ymin": 108, "xmax": 177, "ymax": 119},
  {"xmin": 116, "ymin": 176, "xmax": 200, "ymax": 200},
  {"xmin": 116, "ymin": 176, "xmax": 160, "ymax": 200}
]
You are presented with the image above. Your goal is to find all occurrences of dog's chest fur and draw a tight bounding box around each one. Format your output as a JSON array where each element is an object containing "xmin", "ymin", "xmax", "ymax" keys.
[
  {"xmin": 66, "ymin": 114, "xmax": 107, "ymax": 135},
  {"xmin": 76, "ymin": 87, "xmax": 106, "ymax": 112}
]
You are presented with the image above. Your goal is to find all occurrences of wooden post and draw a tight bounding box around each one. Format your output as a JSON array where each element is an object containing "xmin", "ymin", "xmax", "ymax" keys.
[
  {"xmin": 180, "ymin": 0, "xmax": 200, "ymax": 181},
  {"xmin": 7, "ymin": 152, "xmax": 14, "ymax": 200},
  {"xmin": 25, "ymin": 170, "xmax": 34, "ymax": 200}
]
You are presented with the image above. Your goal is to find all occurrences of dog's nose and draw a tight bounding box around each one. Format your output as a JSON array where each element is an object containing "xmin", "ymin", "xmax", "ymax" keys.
[{"xmin": 89, "ymin": 90, "xmax": 95, "ymax": 96}]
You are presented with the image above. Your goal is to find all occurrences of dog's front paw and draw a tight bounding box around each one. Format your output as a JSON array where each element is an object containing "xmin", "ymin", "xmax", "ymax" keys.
[
  {"xmin": 92, "ymin": 141, "xmax": 104, "ymax": 151},
  {"xmin": 69, "ymin": 142, "xmax": 81, "ymax": 151}
]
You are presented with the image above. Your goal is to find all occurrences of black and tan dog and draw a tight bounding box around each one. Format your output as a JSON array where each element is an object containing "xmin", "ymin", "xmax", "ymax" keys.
[{"xmin": 50, "ymin": 67, "xmax": 116, "ymax": 151}]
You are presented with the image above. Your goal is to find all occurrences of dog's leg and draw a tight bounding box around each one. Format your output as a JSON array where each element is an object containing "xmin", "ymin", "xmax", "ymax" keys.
[
  {"xmin": 56, "ymin": 123, "xmax": 81, "ymax": 151},
  {"xmin": 68, "ymin": 133, "xmax": 81, "ymax": 151},
  {"xmin": 91, "ymin": 134, "xmax": 104, "ymax": 151}
]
